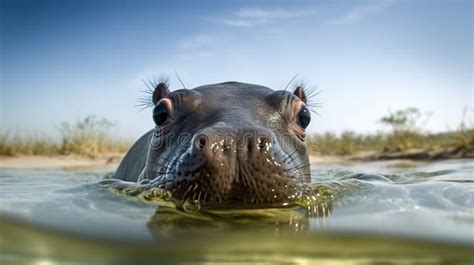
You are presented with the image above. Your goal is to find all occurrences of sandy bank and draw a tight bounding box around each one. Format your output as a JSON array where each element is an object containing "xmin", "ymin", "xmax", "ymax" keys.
[
  {"xmin": 1, "ymin": 149, "xmax": 471, "ymax": 170},
  {"xmin": 0, "ymin": 155, "xmax": 337, "ymax": 169},
  {"xmin": 0, "ymin": 155, "xmax": 122, "ymax": 169}
]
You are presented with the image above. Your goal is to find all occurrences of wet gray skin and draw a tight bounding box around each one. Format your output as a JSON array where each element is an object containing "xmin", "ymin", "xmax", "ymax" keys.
[{"xmin": 115, "ymin": 81, "xmax": 312, "ymax": 206}]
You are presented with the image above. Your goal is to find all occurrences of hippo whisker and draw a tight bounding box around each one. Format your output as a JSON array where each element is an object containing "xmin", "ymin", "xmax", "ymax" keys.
[
  {"xmin": 156, "ymin": 156, "xmax": 178, "ymax": 163},
  {"xmin": 181, "ymin": 184, "xmax": 194, "ymax": 201},
  {"xmin": 147, "ymin": 159, "xmax": 180, "ymax": 172},
  {"xmin": 148, "ymin": 156, "xmax": 184, "ymax": 172},
  {"xmin": 141, "ymin": 78, "xmax": 155, "ymax": 93},
  {"xmin": 140, "ymin": 89, "xmax": 153, "ymax": 95},
  {"xmin": 136, "ymin": 97, "xmax": 152, "ymax": 103},
  {"xmin": 192, "ymin": 190, "xmax": 198, "ymax": 201},
  {"xmin": 305, "ymin": 104, "xmax": 322, "ymax": 117},
  {"xmin": 137, "ymin": 105, "xmax": 154, "ymax": 112},
  {"xmin": 291, "ymin": 83, "xmax": 322, "ymax": 116},
  {"xmin": 136, "ymin": 101, "xmax": 154, "ymax": 106},
  {"xmin": 282, "ymin": 73, "xmax": 299, "ymax": 96},
  {"xmin": 174, "ymin": 71, "xmax": 187, "ymax": 90},
  {"xmin": 150, "ymin": 172, "xmax": 176, "ymax": 179},
  {"xmin": 135, "ymin": 79, "xmax": 158, "ymax": 110},
  {"xmin": 146, "ymin": 163, "xmax": 170, "ymax": 174},
  {"xmin": 285, "ymin": 163, "xmax": 310, "ymax": 173},
  {"xmin": 305, "ymin": 101, "xmax": 323, "ymax": 117},
  {"xmin": 146, "ymin": 77, "xmax": 169, "ymax": 93},
  {"xmin": 138, "ymin": 77, "xmax": 171, "ymax": 109},
  {"xmin": 282, "ymin": 150, "xmax": 298, "ymax": 163},
  {"xmin": 303, "ymin": 85, "xmax": 321, "ymax": 100},
  {"xmin": 136, "ymin": 99, "xmax": 155, "ymax": 111}
]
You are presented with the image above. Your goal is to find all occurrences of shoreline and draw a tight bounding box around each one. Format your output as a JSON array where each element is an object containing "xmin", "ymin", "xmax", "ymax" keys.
[
  {"xmin": 1, "ymin": 149, "xmax": 472, "ymax": 170},
  {"xmin": 0, "ymin": 155, "xmax": 122, "ymax": 169},
  {"xmin": 0, "ymin": 154, "xmax": 349, "ymax": 169}
]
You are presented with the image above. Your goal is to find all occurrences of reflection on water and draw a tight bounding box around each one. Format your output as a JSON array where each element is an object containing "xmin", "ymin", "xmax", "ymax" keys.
[{"xmin": 0, "ymin": 159, "xmax": 473, "ymax": 264}]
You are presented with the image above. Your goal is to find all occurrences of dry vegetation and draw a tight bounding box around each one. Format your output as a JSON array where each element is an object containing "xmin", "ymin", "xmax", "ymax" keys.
[
  {"xmin": 307, "ymin": 129, "xmax": 474, "ymax": 157},
  {"xmin": 307, "ymin": 107, "xmax": 474, "ymax": 158},
  {"xmin": 1, "ymin": 108, "xmax": 473, "ymax": 160},
  {"xmin": 0, "ymin": 116, "xmax": 131, "ymax": 158}
]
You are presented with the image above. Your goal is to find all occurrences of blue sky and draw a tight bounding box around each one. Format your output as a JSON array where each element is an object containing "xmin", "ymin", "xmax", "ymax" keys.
[{"xmin": 1, "ymin": 0, "xmax": 472, "ymax": 139}]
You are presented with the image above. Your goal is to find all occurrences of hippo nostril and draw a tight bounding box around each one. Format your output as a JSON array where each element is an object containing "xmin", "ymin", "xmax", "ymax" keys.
[
  {"xmin": 195, "ymin": 134, "xmax": 207, "ymax": 150},
  {"xmin": 257, "ymin": 136, "xmax": 272, "ymax": 151},
  {"xmin": 198, "ymin": 137, "xmax": 207, "ymax": 149},
  {"xmin": 244, "ymin": 134, "xmax": 273, "ymax": 153},
  {"xmin": 222, "ymin": 142, "xmax": 231, "ymax": 152},
  {"xmin": 247, "ymin": 138, "xmax": 254, "ymax": 153}
]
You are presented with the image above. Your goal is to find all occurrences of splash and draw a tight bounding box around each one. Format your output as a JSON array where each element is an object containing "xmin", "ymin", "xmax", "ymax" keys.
[{"xmin": 95, "ymin": 178, "xmax": 345, "ymax": 217}]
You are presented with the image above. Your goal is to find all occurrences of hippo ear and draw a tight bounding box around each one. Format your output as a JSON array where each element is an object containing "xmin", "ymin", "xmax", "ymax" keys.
[
  {"xmin": 152, "ymin": 83, "xmax": 170, "ymax": 105},
  {"xmin": 293, "ymin": 86, "xmax": 307, "ymax": 104}
]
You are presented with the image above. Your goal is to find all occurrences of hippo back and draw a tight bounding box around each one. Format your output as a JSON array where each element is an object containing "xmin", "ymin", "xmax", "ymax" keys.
[{"xmin": 115, "ymin": 130, "xmax": 152, "ymax": 182}]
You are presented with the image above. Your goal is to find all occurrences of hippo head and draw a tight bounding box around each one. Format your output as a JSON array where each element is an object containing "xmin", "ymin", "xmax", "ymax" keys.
[{"xmin": 142, "ymin": 81, "xmax": 312, "ymax": 206}]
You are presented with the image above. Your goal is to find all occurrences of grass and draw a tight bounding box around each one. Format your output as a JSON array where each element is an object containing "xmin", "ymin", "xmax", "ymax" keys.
[
  {"xmin": 1, "ymin": 108, "xmax": 473, "ymax": 159},
  {"xmin": 0, "ymin": 116, "xmax": 131, "ymax": 158},
  {"xmin": 307, "ymin": 107, "xmax": 474, "ymax": 156},
  {"xmin": 0, "ymin": 133, "xmax": 58, "ymax": 156},
  {"xmin": 307, "ymin": 129, "xmax": 474, "ymax": 156}
]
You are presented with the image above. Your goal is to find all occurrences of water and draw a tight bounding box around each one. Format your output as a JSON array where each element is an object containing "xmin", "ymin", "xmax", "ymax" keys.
[{"xmin": 1, "ymin": 159, "xmax": 473, "ymax": 264}]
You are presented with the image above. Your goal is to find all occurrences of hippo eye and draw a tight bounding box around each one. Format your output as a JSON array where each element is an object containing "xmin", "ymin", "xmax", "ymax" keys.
[
  {"xmin": 153, "ymin": 103, "xmax": 170, "ymax": 126},
  {"xmin": 297, "ymin": 106, "xmax": 311, "ymax": 130}
]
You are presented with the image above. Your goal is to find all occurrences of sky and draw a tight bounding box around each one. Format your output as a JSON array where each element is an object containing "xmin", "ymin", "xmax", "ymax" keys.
[{"xmin": 1, "ymin": 0, "xmax": 472, "ymax": 139}]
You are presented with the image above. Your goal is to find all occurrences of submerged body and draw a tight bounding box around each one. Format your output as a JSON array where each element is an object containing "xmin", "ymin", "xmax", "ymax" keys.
[{"xmin": 115, "ymin": 81, "xmax": 312, "ymax": 205}]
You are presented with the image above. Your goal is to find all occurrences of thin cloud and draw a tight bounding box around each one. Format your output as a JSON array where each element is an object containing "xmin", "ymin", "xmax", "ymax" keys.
[
  {"xmin": 214, "ymin": 7, "xmax": 317, "ymax": 28},
  {"xmin": 328, "ymin": 0, "xmax": 397, "ymax": 25},
  {"xmin": 221, "ymin": 19, "xmax": 256, "ymax": 27},
  {"xmin": 179, "ymin": 34, "xmax": 215, "ymax": 50}
]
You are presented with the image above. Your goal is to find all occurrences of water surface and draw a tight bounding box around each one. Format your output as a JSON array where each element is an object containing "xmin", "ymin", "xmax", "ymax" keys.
[{"xmin": 1, "ymin": 159, "xmax": 473, "ymax": 264}]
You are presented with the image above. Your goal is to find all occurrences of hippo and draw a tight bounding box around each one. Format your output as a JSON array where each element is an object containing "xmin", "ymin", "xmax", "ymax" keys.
[{"xmin": 115, "ymin": 81, "xmax": 312, "ymax": 206}]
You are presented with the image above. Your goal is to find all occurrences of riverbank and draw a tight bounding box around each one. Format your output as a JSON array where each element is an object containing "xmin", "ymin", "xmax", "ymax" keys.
[
  {"xmin": 326, "ymin": 146, "xmax": 474, "ymax": 161},
  {"xmin": 0, "ymin": 154, "xmax": 352, "ymax": 169},
  {"xmin": 0, "ymin": 155, "xmax": 122, "ymax": 169},
  {"xmin": 1, "ymin": 149, "xmax": 472, "ymax": 169}
]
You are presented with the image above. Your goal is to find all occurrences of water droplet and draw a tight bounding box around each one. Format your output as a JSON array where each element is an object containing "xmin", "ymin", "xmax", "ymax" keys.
[
  {"xmin": 162, "ymin": 190, "xmax": 172, "ymax": 201},
  {"xmin": 152, "ymin": 188, "xmax": 163, "ymax": 199},
  {"xmin": 183, "ymin": 199, "xmax": 201, "ymax": 213}
]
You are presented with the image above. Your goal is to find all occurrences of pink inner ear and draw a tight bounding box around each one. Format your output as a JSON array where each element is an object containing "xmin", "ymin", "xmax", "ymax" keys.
[
  {"xmin": 157, "ymin": 98, "xmax": 174, "ymax": 116},
  {"xmin": 297, "ymin": 89, "xmax": 303, "ymax": 99},
  {"xmin": 295, "ymin": 88, "xmax": 306, "ymax": 103},
  {"xmin": 152, "ymin": 83, "xmax": 169, "ymax": 104}
]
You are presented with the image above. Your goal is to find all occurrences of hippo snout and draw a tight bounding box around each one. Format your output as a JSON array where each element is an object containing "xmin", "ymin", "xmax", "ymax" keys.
[
  {"xmin": 165, "ymin": 127, "xmax": 300, "ymax": 205},
  {"xmin": 190, "ymin": 127, "xmax": 275, "ymax": 169}
]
